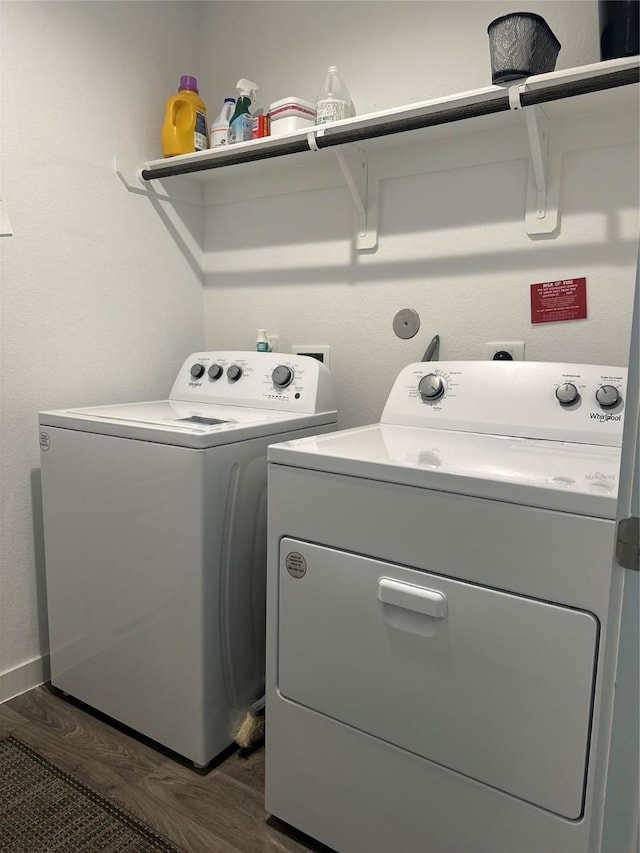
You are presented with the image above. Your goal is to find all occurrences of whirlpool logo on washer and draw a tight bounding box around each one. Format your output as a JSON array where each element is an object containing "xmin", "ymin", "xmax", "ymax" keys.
[
  {"xmin": 285, "ymin": 551, "xmax": 307, "ymax": 579},
  {"xmin": 589, "ymin": 411, "xmax": 622, "ymax": 422}
]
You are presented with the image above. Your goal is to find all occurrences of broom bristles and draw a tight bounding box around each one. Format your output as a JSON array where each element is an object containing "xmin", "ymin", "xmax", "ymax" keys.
[{"xmin": 234, "ymin": 710, "xmax": 265, "ymax": 749}]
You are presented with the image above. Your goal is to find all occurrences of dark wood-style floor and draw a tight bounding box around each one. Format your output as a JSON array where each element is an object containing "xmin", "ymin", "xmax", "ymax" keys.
[{"xmin": 0, "ymin": 685, "xmax": 331, "ymax": 853}]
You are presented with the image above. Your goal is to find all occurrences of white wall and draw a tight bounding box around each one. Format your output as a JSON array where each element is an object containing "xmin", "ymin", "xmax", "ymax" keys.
[
  {"xmin": 201, "ymin": 1, "xmax": 639, "ymax": 427},
  {"xmin": 0, "ymin": 1, "xmax": 205, "ymax": 700}
]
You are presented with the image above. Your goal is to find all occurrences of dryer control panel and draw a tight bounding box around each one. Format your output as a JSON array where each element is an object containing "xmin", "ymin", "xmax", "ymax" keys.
[
  {"xmin": 381, "ymin": 361, "xmax": 627, "ymax": 446},
  {"xmin": 170, "ymin": 351, "xmax": 336, "ymax": 414}
]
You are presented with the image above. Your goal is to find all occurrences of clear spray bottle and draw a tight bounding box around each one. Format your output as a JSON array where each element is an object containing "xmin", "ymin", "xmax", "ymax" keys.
[{"xmin": 228, "ymin": 79, "xmax": 259, "ymax": 144}]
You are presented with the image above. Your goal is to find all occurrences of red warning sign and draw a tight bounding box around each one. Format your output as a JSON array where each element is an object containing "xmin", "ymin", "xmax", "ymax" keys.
[{"xmin": 530, "ymin": 277, "xmax": 587, "ymax": 325}]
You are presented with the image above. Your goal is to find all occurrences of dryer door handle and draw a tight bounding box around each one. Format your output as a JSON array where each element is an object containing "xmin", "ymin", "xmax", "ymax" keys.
[{"xmin": 377, "ymin": 578, "xmax": 448, "ymax": 618}]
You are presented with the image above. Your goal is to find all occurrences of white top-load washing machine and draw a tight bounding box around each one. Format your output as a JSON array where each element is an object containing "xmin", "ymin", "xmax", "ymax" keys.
[
  {"xmin": 38, "ymin": 351, "xmax": 336, "ymax": 767},
  {"xmin": 265, "ymin": 360, "xmax": 630, "ymax": 853}
]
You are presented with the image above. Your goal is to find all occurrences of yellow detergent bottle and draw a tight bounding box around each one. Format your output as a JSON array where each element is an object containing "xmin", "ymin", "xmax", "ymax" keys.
[{"xmin": 161, "ymin": 75, "xmax": 208, "ymax": 157}]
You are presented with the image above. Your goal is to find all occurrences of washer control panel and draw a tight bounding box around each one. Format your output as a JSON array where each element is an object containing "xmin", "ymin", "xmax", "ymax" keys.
[
  {"xmin": 170, "ymin": 351, "xmax": 336, "ymax": 414},
  {"xmin": 381, "ymin": 361, "xmax": 627, "ymax": 446}
]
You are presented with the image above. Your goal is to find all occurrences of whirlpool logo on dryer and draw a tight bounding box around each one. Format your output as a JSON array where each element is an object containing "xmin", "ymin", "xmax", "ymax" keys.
[
  {"xmin": 585, "ymin": 471, "xmax": 616, "ymax": 482},
  {"xmin": 589, "ymin": 412, "xmax": 622, "ymax": 422}
]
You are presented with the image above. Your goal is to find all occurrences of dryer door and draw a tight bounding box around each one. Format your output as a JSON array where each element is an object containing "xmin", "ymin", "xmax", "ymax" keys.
[{"xmin": 277, "ymin": 538, "xmax": 598, "ymax": 819}]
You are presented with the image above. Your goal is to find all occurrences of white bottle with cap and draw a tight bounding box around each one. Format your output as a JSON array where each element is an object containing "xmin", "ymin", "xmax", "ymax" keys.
[{"xmin": 209, "ymin": 98, "xmax": 236, "ymax": 148}]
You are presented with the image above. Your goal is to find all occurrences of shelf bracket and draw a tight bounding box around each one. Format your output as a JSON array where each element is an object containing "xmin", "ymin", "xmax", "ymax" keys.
[
  {"xmin": 508, "ymin": 86, "xmax": 560, "ymax": 235},
  {"xmin": 114, "ymin": 157, "xmax": 204, "ymax": 207},
  {"xmin": 524, "ymin": 107, "xmax": 559, "ymax": 235},
  {"xmin": 113, "ymin": 155, "xmax": 205, "ymax": 274},
  {"xmin": 308, "ymin": 131, "xmax": 378, "ymax": 251},
  {"xmin": 524, "ymin": 106, "xmax": 548, "ymax": 214},
  {"xmin": 334, "ymin": 148, "xmax": 378, "ymax": 251}
]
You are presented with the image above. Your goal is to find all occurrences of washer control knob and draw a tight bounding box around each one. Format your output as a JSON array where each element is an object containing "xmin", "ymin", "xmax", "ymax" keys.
[
  {"xmin": 190, "ymin": 363, "xmax": 205, "ymax": 380},
  {"xmin": 596, "ymin": 384, "xmax": 620, "ymax": 408},
  {"xmin": 272, "ymin": 365, "xmax": 294, "ymax": 388},
  {"xmin": 418, "ymin": 373, "xmax": 446, "ymax": 401},
  {"xmin": 555, "ymin": 382, "xmax": 580, "ymax": 406},
  {"xmin": 227, "ymin": 365, "xmax": 243, "ymax": 382},
  {"xmin": 208, "ymin": 364, "xmax": 223, "ymax": 381}
]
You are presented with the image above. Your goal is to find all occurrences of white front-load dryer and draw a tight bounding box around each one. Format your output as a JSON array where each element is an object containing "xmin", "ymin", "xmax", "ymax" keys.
[
  {"xmin": 265, "ymin": 360, "xmax": 633, "ymax": 853},
  {"xmin": 39, "ymin": 351, "xmax": 336, "ymax": 767}
]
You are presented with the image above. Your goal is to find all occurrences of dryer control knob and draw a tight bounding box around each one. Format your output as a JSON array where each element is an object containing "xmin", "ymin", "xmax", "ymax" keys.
[
  {"xmin": 190, "ymin": 363, "xmax": 205, "ymax": 380},
  {"xmin": 555, "ymin": 383, "xmax": 580, "ymax": 406},
  {"xmin": 418, "ymin": 373, "xmax": 446, "ymax": 401},
  {"xmin": 208, "ymin": 364, "xmax": 223, "ymax": 381},
  {"xmin": 227, "ymin": 365, "xmax": 243, "ymax": 382},
  {"xmin": 596, "ymin": 384, "xmax": 620, "ymax": 408},
  {"xmin": 272, "ymin": 365, "xmax": 294, "ymax": 388}
]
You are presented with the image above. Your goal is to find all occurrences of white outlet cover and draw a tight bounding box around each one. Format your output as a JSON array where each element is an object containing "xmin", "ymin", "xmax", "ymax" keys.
[{"xmin": 483, "ymin": 342, "xmax": 526, "ymax": 361}]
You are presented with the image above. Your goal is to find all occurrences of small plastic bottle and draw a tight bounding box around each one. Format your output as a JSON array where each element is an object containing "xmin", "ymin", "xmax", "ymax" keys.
[
  {"xmin": 256, "ymin": 330, "xmax": 270, "ymax": 352},
  {"xmin": 161, "ymin": 75, "xmax": 208, "ymax": 157},
  {"xmin": 315, "ymin": 66, "xmax": 354, "ymax": 125},
  {"xmin": 209, "ymin": 98, "xmax": 236, "ymax": 148}
]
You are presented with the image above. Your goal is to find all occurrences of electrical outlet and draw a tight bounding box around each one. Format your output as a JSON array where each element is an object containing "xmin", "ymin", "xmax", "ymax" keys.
[
  {"xmin": 483, "ymin": 341, "xmax": 525, "ymax": 361},
  {"xmin": 291, "ymin": 344, "xmax": 331, "ymax": 368}
]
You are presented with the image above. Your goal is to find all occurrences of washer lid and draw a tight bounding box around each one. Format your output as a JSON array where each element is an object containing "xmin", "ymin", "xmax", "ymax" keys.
[
  {"xmin": 268, "ymin": 423, "xmax": 622, "ymax": 518},
  {"xmin": 38, "ymin": 400, "xmax": 337, "ymax": 449}
]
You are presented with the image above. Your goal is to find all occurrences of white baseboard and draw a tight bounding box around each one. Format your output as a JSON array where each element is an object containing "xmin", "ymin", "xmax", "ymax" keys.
[{"xmin": 0, "ymin": 654, "xmax": 50, "ymax": 704}]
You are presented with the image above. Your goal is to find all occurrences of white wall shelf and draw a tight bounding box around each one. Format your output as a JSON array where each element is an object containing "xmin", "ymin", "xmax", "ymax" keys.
[{"xmin": 117, "ymin": 57, "xmax": 639, "ymax": 251}]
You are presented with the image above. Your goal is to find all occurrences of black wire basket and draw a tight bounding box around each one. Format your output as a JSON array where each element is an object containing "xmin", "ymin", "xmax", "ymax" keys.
[{"xmin": 487, "ymin": 12, "xmax": 561, "ymax": 84}]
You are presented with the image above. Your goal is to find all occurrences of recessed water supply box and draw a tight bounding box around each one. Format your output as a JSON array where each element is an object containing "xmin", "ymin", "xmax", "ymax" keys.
[
  {"xmin": 269, "ymin": 97, "xmax": 317, "ymax": 135},
  {"xmin": 487, "ymin": 12, "xmax": 561, "ymax": 84}
]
